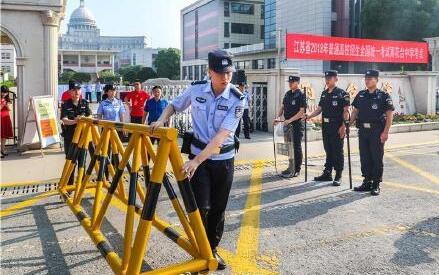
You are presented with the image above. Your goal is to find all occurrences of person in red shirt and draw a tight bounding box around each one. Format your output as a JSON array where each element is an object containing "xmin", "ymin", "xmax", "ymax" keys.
[
  {"xmin": 61, "ymin": 81, "xmax": 82, "ymax": 103},
  {"xmin": 124, "ymin": 80, "xmax": 150, "ymax": 123}
]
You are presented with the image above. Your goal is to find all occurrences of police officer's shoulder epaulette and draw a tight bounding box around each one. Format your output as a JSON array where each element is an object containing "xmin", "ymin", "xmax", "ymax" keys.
[
  {"xmin": 191, "ymin": 80, "xmax": 208, "ymax": 86},
  {"xmin": 230, "ymin": 86, "xmax": 244, "ymax": 100}
]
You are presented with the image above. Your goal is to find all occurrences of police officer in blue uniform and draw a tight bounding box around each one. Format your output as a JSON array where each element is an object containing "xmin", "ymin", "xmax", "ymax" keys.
[
  {"xmin": 151, "ymin": 49, "xmax": 244, "ymax": 270},
  {"xmin": 235, "ymin": 82, "xmax": 251, "ymax": 139},
  {"xmin": 306, "ymin": 70, "xmax": 350, "ymax": 186},
  {"xmin": 350, "ymin": 70, "xmax": 394, "ymax": 195},
  {"xmin": 273, "ymin": 76, "xmax": 306, "ymax": 177}
]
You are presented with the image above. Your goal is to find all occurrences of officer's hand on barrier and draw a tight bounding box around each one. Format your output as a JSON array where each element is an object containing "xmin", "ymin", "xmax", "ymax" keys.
[
  {"xmin": 150, "ymin": 120, "xmax": 164, "ymax": 133},
  {"xmin": 273, "ymin": 119, "xmax": 280, "ymax": 126},
  {"xmin": 182, "ymin": 159, "xmax": 201, "ymax": 179},
  {"xmin": 380, "ymin": 131, "xmax": 389, "ymax": 144}
]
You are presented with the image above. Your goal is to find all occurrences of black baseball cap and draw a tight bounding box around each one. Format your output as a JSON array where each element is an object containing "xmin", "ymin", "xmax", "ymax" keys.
[
  {"xmin": 287, "ymin": 75, "xmax": 300, "ymax": 82},
  {"xmin": 365, "ymin": 69, "xmax": 379, "ymax": 78},
  {"xmin": 69, "ymin": 81, "xmax": 81, "ymax": 90},
  {"xmin": 208, "ymin": 49, "xmax": 236, "ymax": 73},
  {"xmin": 103, "ymin": 84, "xmax": 115, "ymax": 92},
  {"xmin": 325, "ymin": 70, "xmax": 338, "ymax": 77}
]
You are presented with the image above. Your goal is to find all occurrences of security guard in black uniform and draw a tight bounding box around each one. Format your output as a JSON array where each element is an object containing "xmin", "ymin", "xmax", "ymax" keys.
[
  {"xmin": 306, "ymin": 70, "xmax": 350, "ymax": 186},
  {"xmin": 273, "ymin": 75, "xmax": 306, "ymax": 177},
  {"xmin": 151, "ymin": 49, "xmax": 244, "ymax": 270},
  {"xmin": 60, "ymin": 82, "xmax": 91, "ymax": 184},
  {"xmin": 350, "ymin": 70, "xmax": 394, "ymax": 195}
]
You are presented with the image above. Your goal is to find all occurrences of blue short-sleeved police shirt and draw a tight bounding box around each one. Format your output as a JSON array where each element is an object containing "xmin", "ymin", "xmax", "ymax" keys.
[
  {"xmin": 96, "ymin": 98, "xmax": 126, "ymax": 122},
  {"xmin": 171, "ymin": 81, "xmax": 244, "ymax": 160}
]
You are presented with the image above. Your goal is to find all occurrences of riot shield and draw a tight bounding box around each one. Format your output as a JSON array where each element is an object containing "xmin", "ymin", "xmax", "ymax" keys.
[{"xmin": 273, "ymin": 121, "xmax": 295, "ymax": 178}]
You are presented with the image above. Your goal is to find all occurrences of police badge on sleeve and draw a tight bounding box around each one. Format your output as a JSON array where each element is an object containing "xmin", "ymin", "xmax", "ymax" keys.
[{"xmin": 235, "ymin": 106, "xmax": 243, "ymax": 118}]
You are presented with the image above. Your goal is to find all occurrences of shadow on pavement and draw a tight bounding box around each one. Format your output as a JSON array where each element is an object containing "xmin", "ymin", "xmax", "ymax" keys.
[{"xmin": 391, "ymin": 216, "xmax": 439, "ymax": 267}]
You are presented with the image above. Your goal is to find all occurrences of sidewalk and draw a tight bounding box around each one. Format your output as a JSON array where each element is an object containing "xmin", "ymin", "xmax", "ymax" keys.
[{"xmin": 1, "ymin": 130, "xmax": 438, "ymax": 184}]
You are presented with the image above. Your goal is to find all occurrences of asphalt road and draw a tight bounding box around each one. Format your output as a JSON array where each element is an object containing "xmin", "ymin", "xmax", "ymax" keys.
[{"xmin": 1, "ymin": 132, "xmax": 438, "ymax": 275}]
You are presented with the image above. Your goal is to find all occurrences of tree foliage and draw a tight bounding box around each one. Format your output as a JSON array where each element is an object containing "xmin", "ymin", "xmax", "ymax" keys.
[
  {"xmin": 153, "ymin": 48, "xmax": 181, "ymax": 80},
  {"xmin": 59, "ymin": 71, "xmax": 91, "ymax": 84},
  {"xmin": 117, "ymin": 65, "xmax": 157, "ymax": 83}
]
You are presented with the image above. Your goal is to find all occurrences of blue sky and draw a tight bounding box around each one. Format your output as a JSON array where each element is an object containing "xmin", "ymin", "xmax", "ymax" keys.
[{"xmin": 60, "ymin": 0, "xmax": 199, "ymax": 49}]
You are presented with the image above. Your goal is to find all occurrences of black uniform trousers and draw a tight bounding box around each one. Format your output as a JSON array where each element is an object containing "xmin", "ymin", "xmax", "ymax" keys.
[
  {"xmin": 189, "ymin": 155, "xmax": 234, "ymax": 250},
  {"xmin": 96, "ymin": 92, "xmax": 102, "ymax": 103},
  {"xmin": 322, "ymin": 122, "xmax": 344, "ymax": 172},
  {"xmin": 358, "ymin": 126, "xmax": 384, "ymax": 182},
  {"xmin": 236, "ymin": 109, "xmax": 251, "ymax": 138},
  {"xmin": 284, "ymin": 121, "xmax": 304, "ymax": 171}
]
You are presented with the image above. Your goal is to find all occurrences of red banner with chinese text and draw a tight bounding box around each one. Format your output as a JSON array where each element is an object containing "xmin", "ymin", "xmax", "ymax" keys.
[{"xmin": 286, "ymin": 33, "xmax": 429, "ymax": 64}]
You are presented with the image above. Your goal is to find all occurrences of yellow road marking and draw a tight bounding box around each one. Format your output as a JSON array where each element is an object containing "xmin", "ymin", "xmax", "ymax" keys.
[
  {"xmin": 220, "ymin": 161, "xmax": 278, "ymax": 274},
  {"xmin": 0, "ymin": 190, "xmax": 59, "ymax": 218},
  {"xmin": 386, "ymin": 152, "xmax": 439, "ymax": 185}
]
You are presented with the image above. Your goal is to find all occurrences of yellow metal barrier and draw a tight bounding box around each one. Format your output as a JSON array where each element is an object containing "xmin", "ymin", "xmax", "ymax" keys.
[{"xmin": 58, "ymin": 117, "xmax": 217, "ymax": 274}]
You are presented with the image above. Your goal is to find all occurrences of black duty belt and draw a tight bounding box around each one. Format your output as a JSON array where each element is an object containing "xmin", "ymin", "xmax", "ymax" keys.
[
  {"xmin": 322, "ymin": 117, "xmax": 342, "ymax": 123},
  {"xmin": 191, "ymin": 137, "xmax": 235, "ymax": 154}
]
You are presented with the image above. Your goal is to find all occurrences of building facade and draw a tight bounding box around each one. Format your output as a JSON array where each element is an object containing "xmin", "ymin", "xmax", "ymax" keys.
[
  {"xmin": 180, "ymin": 0, "xmax": 358, "ymax": 79},
  {"xmin": 58, "ymin": 0, "xmax": 151, "ymax": 75},
  {"xmin": 181, "ymin": 0, "xmax": 265, "ymax": 80},
  {"xmin": 114, "ymin": 48, "xmax": 160, "ymax": 71}
]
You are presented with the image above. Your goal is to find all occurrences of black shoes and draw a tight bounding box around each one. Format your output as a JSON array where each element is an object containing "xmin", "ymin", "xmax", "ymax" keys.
[
  {"xmin": 281, "ymin": 168, "xmax": 293, "ymax": 178},
  {"xmin": 245, "ymin": 136, "xmax": 251, "ymax": 139},
  {"xmin": 293, "ymin": 170, "xmax": 300, "ymax": 177},
  {"xmin": 332, "ymin": 171, "xmax": 342, "ymax": 186},
  {"xmin": 212, "ymin": 249, "xmax": 227, "ymax": 270},
  {"xmin": 314, "ymin": 171, "xmax": 333, "ymax": 181},
  {"xmin": 354, "ymin": 179, "xmax": 372, "ymax": 192},
  {"xmin": 370, "ymin": 181, "xmax": 381, "ymax": 196}
]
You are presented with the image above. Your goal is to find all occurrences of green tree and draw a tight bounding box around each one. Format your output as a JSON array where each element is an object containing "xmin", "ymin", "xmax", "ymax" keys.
[
  {"xmin": 361, "ymin": 0, "xmax": 439, "ymax": 70},
  {"xmin": 118, "ymin": 65, "xmax": 142, "ymax": 83},
  {"xmin": 98, "ymin": 70, "xmax": 121, "ymax": 84},
  {"xmin": 138, "ymin": 67, "xmax": 157, "ymax": 81},
  {"xmin": 153, "ymin": 48, "xmax": 180, "ymax": 80},
  {"xmin": 58, "ymin": 71, "xmax": 91, "ymax": 84}
]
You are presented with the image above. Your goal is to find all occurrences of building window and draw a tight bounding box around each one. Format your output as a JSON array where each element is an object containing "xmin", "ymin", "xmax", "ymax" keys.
[
  {"xmin": 1, "ymin": 66, "xmax": 11, "ymax": 73},
  {"xmin": 261, "ymin": 4, "xmax": 265, "ymax": 19},
  {"xmin": 224, "ymin": 1, "xmax": 230, "ymax": 17},
  {"xmin": 252, "ymin": 59, "xmax": 264, "ymax": 69},
  {"xmin": 260, "ymin": 25, "xmax": 265, "ymax": 39},
  {"xmin": 231, "ymin": 23, "xmax": 254, "ymax": 34},
  {"xmin": 231, "ymin": 43, "xmax": 248, "ymax": 48},
  {"xmin": 267, "ymin": 58, "xmax": 276, "ymax": 69},
  {"xmin": 224, "ymin": 22, "xmax": 230, "ymax": 37},
  {"xmin": 244, "ymin": 60, "xmax": 251, "ymax": 69},
  {"xmin": 224, "ymin": 43, "xmax": 230, "ymax": 49},
  {"xmin": 231, "ymin": 3, "xmax": 254, "ymax": 15},
  {"xmin": 132, "ymin": 53, "xmax": 136, "ymax": 65},
  {"xmin": 1, "ymin": 52, "xmax": 11, "ymax": 60}
]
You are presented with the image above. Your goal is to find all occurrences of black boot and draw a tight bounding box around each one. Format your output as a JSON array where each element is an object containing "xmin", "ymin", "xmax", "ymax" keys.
[
  {"xmin": 371, "ymin": 181, "xmax": 381, "ymax": 196},
  {"xmin": 332, "ymin": 170, "xmax": 342, "ymax": 186},
  {"xmin": 212, "ymin": 249, "xmax": 227, "ymax": 270},
  {"xmin": 354, "ymin": 178, "xmax": 372, "ymax": 192},
  {"xmin": 314, "ymin": 170, "xmax": 332, "ymax": 181}
]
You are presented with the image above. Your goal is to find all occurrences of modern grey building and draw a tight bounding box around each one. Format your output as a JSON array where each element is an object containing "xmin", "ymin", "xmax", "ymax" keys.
[
  {"xmin": 180, "ymin": 0, "xmax": 360, "ymax": 77},
  {"xmin": 180, "ymin": 0, "xmax": 265, "ymax": 80},
  {"xmin": 114, "ymin": 48, "xmax": 160, "ymax": 71}
]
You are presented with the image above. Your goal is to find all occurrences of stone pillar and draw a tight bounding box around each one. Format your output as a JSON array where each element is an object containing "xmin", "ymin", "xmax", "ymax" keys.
[
  {"xmin": 15, "ymin": 57, "xmax": 26, "ymax": 144},
  {"xmin": 40, "ymin": 10, "xmax": 61, "ymax": 99}
]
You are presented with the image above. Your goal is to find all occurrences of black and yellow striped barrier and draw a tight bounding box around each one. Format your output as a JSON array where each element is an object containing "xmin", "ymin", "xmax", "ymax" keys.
[{"xmin": 58, "ymin": 117, "xmax": 217, "ymax": 274}]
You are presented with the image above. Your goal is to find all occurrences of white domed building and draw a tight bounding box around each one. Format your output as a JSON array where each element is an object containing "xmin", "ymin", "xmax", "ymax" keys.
[{"xmin": 58, "ymin": 0, "xmax": 151, "ymax": 76}]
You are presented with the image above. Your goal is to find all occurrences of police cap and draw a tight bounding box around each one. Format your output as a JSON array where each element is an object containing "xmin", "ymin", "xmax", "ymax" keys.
[
  {"xmin": 324, "ymin": 70, "xmax": 338, "ymax": 77},
  {"xmin": 287, "ymin": 75, "xmax": 300, "ymax": 83},
  {"xmin": 69, "ymin": 81, "xmax": 81, "ymax": 90},
  {"xmin": 365, "ymin": 69, "xmax": 379, "ymax": 78},
  {"xmin": 103, "ymin": 84, "xmax": 115, "ymax": 92},
  {"xmin": 208, "ymin": 49, "xmax": 236, "ymax": 73}
]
